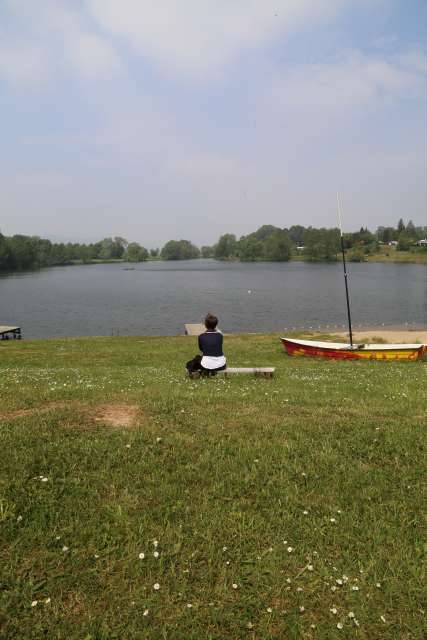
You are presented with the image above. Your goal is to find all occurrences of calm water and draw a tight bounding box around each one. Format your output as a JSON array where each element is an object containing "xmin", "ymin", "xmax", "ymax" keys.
[{"xmin": 0, "ymin": 260, "xmax": 426, "ymax": 339}]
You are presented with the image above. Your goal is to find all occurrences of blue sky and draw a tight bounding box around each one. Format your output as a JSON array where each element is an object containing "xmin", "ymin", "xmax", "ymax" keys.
[{"xmin": 1, "ymin": 0, "xmax": 426, "ymax": 247}]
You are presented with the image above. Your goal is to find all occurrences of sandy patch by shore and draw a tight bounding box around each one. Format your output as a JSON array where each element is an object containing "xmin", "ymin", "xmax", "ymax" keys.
[{"xmin": 335, "ymin": 330, "xmax": 427, "ymax": 344}]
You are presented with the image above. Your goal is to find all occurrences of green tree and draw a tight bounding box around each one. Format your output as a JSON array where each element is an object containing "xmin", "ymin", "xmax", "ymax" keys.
[
  {"xmin": 161, "ymin": 240, "xmax": 200, "ymax": 260},
  {"xmin": 303, "ymin": 228, "xmax": 340, "ymax": 261},
  {"xmin": 214, "ymin": 234, "xmax": 237, "ymax": 260},
  {"xmin": 238, "ymin": 235, "xmax": 263, "ymax": 261},
  {"xmin": 126, "ymin": 242, "xmax": 149, "ymax": 262},
  {"xmin": 201, "ymin": 246, "xmax": 214, "ymax": 258},
  {"xmin": 288, "ymin": 225, "xmax": 306, "ymax": 246},
  {"xmin": 0, "ymin": 233, "xmax": 12, "ymax": 270},
  {"xmin": 263, "ymin": 230, "xmax": 292, "ymax": 261},
  {"xmin": 253, "ymin": 225, "xmax": 280, "ymax": 241}
]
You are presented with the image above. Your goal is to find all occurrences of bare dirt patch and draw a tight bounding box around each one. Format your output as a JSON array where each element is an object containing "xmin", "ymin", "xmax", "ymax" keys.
[{"xmin": 90, "ymin": 404, "xmax": 140, "ymax": 428}]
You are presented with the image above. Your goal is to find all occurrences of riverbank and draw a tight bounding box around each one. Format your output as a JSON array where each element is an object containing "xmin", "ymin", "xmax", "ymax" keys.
[
  {"xmin": 0, "ymin": 334, "xmax": 425, "ymax": 639},
  {"xmin": 366, "ymin": 247, "xmax": 427, "ymax": 264}
]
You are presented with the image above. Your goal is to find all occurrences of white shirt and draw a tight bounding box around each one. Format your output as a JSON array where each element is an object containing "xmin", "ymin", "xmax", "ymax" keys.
[{"xmin": 201, "ymin": 355, "xmax": 226, "ymax": 370}]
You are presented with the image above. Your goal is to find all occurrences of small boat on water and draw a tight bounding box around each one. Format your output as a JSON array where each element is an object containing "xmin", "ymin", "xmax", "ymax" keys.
[{"xmin": 280, "ymin": 338, "xmax": 426, "ymax": 361}]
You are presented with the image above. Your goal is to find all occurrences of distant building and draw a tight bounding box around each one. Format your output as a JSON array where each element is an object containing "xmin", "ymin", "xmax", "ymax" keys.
[
  {"xmin": 416, "ymin": 239, "xmax": 427, "ymax": 246},
  {"xmin": 388, "ymin": 241, "xmax": 398, "ymax": 246}
]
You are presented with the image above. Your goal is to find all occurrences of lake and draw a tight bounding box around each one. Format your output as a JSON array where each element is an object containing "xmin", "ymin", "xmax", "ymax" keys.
[{"xmin": 0, "ymin": 260, "xmax": 426, "ymax": 339}]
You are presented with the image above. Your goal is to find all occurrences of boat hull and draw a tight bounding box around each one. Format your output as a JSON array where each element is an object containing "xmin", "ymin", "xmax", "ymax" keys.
[{"xmin": 281, "ymin": 338, "xmax": 426, "ymax": 361}]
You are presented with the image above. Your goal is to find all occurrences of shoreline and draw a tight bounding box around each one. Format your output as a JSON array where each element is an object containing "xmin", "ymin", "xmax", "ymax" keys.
[{"xmin": 2, "ymin": 327, "xmax": 426, "ymax": 344}]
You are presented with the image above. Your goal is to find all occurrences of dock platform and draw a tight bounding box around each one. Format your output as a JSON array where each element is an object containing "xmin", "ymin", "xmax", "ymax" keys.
[
  {"xmin": 184, "ymin": 323, "xmax": 206, "ymax": 336},
  {"xmin": 184, "ymin": 323, "xmax": 223, "ymax": 336},
  {"xmin": 0, "ymin": 326, "xmax": 22, "ymax": 340}
]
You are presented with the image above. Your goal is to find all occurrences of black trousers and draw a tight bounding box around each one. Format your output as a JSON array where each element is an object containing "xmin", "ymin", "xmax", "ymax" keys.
[{"xmin": 186, "ymin": 355, "xmax": 226, "ymax": 375}]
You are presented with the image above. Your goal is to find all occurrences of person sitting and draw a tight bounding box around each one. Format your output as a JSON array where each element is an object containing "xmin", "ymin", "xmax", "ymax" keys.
[{"xmin": 186, "ymin": 313, "xmax": 226, "ymax": 376}]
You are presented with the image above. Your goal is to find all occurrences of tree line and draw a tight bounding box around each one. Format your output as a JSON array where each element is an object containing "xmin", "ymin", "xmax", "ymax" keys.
[
  {"xmin": 1, "ymin": 218, "xmax": 425, "ymax": 271},
  {"xmin": 0, "ymin": 235, "xmax": 158, "ymax": 271},
  {"xmin": 204, "ymin": 218, "xmax": 427, "ymax": 263}
]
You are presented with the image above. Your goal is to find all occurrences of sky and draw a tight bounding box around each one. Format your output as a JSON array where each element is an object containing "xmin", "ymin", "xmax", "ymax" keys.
[{"xmin": 1, "ymin": 0, "xmax": 426, "ymax": 247}]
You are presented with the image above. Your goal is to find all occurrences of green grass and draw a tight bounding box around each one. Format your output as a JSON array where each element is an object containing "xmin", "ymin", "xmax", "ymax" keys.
[
  {"xmin": 366, "ymin": 247, "xmax": 427, "ymax": 264},
  {"xmin": 0, "ymin": 334, "xmax": 425, "ymax": 639}
]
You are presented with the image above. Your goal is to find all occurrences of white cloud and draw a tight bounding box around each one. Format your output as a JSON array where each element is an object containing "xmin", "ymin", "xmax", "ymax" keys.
[
  {"xmin": 0, "ymin": 0, "xmax": 121, "ymax": 86},
  {"xmin": 86, "ymin": 0, "xmax": 348, "ymax": 77},
  {"xmin": 266, "ymin": 50, "xmax": 427, "ymax": 113}
]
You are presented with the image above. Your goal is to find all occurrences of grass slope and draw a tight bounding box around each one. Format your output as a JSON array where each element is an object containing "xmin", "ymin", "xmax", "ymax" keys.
[{"xmin": 0, "ymin": 335, "xmax": 425, "ymax": 639}]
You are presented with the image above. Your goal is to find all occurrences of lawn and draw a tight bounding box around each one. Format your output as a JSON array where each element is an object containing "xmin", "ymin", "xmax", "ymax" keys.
[
  {"xmin": 366, "ymin": 247, "xmax": 427, "ymax": 264},
  {"xmin": 0, "ymin": 334, "xmax": 425, "ymax": 639}
]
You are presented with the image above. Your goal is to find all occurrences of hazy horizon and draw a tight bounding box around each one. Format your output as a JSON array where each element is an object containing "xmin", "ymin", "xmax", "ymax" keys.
[{"xmin": 1, "ymin": 1, "xmax": 426, "ymax": 246}]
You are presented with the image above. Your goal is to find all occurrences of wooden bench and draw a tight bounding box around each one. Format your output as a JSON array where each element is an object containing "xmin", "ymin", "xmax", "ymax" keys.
[{"xmin": 189, "ymin": 367, "xmax": 275, "ymax": 379}]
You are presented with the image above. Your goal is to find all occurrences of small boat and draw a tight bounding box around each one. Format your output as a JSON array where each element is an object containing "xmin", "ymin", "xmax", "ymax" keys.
[
  {"xmin": 280, "ymin": 338, "xmax": 426, "ymax": 361},
  {"xmin": 280, "ymin": 194, "xmax": 426, "ymax": 362}
]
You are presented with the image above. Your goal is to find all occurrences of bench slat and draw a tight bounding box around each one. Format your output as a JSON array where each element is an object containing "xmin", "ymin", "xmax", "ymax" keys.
[{"xmin": 190, "ymin": 367, "xmax": 275, "ymax": 379}]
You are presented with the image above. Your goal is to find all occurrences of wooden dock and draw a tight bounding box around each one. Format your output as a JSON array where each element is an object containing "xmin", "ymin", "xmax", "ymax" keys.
[
  {"xmin": 184, "ymin": 323, "xmax": 223, "ymax": 336},
  {"xmin": 0, "ymin": 326, "xmax": 22, "ymax": 340},
  {"xmin": 184, "ymin": 323, "xmax": 206, "ymax": 336}
]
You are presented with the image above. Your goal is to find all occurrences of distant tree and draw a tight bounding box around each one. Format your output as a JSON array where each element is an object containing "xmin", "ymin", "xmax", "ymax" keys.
[
  {"xmin": 348, "ymin": 248, "xmax": 365, "ymax": 262},
  {"xmin": 253, "ymin": 225, "xmax": 280, "ymax": 241},
  {"xmin": 263, "ymin": 230, "xmax": 292, "ymax": 261},
  {"xmin": 126, "ymin": 242, "xmax": 149, "ymax": 262},
  {"xmin": 0, "ymin": 233, "xmax": 12, "ymax": 269},
  {"xmin": 237, "ymin": 235, "xmax": 263, "ymax": 261},
  {"xmin": 201, "ymin": 246, "xmax": 214, "ymax": 258},
  {"xmin": 161, "ymin": 239, "xmax": 200, "ymax": 260},
  {"xmin": 97, "ymin": 237, "xmax": 128, "ymax": 260},
  {"xmin": 376, "ymin": 226, "xmax": 397, "ymax": 244},
  {"xmin": 405, "ymin": 220, "xmax": 417, "ymax": 239},
  {"xmin": 397, "ymin": 231, "xmax": 414, "ymax": 251},
  {"xmin": 214, "ymin": 234, "xmax": 237, "ymax": 260},
  {"xmin": 303, "ymin": 228, "xmax": 340, "ymax": 261},
  {"xmin": 288, "ymin": 225, "xmax": 306, "ymax": 247},
  {"xmin": 7, "ymin": 235, "xmax": 38, "ymax": 269},
  {"xmin": 150, "ymin": 248, "xmax": 159, "ymax": 258},
  {"xmin": 397, "ymin": 218, "xmax": 406, "ymax": 233}
]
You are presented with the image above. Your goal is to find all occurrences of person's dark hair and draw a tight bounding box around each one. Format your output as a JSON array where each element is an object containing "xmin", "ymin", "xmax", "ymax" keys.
[{"xmin": 204, "ymin": 313, "xmax": 218, "ymax": 330}]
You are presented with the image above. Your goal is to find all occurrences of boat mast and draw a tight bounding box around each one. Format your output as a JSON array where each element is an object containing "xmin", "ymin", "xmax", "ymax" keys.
[{"xmin": 337, "ymin": 192, "xmax": 354, "ymax": 347}]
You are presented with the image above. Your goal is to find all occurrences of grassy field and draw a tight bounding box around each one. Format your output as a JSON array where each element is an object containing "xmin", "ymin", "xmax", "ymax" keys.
[
  {"xmin": 366, "ymin": 247, "xmax": 427, "ymax": 264},
  {"xmin": 0, "ymin": 334, "xmax": 425, "ymax": 639}
]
